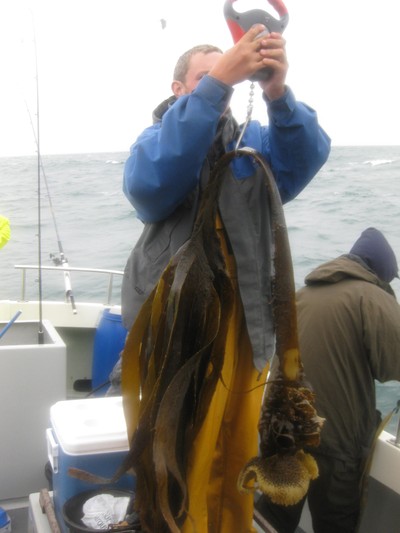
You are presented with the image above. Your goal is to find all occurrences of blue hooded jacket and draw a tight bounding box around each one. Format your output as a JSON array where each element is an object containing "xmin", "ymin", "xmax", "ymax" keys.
[{"xmin": 121, "ymin": 75, "xmax": 331, "ymax": 369}]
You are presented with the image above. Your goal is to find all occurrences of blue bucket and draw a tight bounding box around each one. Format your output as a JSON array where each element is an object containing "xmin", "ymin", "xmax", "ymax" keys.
[{"xmin": 91, "ymin": 309, "xmax": 127, "ymax": 396}]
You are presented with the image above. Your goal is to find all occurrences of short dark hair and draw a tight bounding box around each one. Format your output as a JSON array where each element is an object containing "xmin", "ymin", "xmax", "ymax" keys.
[{"xmin": 173, "ymin": 44, "xmax": 223, "ymax": 82}]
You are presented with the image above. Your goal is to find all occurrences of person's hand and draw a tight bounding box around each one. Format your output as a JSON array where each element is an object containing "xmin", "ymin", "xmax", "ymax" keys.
[
  {"xmin": 208, "ymin": 25, "xmax": 275, "ymax": 86},
  {"xmin": 257, "ymin": 32, "xmax": 288, "ymax": 100},
  {"xmin": 208, "ymin": 25, "xmax": 287, "ymax": 99}
]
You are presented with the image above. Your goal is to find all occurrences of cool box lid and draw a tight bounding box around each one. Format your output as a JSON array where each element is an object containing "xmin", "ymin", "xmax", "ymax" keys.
[{"xmin": 50, "ymin": 396, "xmax": 129, "ymax": 455}]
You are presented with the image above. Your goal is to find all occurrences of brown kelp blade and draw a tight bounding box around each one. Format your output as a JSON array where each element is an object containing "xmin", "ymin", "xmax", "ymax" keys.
[
  {"xmin": 152, "ymin": 301, "xmax": 221, "ymax": 532},
  {"xmin": 153, "ymin": 265, "xmax": 234, "ymax": 532},
  {"xmin": 233, "ymin": 148, "xmax": 323, "ymax": 506},
  {"xmin": 122, "ymin": 248, "xmax": 223, "ymax": 531}
]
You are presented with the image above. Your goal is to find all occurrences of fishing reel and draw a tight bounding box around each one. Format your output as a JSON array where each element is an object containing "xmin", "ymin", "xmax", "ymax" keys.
[
  {"xmin": 224, "ymin": 0, "xmax": 289, "ymax": 81},
  {"xmin": 50, "ymin": 252, "xmax": 63, "ymax": 266}
]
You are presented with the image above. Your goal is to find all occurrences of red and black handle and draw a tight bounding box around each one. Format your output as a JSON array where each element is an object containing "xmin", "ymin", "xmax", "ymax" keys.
[{"xmin": 224, "ymin": 0, "xmax": 289, "ymax": 81}]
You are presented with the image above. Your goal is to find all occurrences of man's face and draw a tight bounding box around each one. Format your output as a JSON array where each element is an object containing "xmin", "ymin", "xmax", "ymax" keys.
[{"xmin": 174, "ymin": 51, "xmax": 222, "ymax": 96}]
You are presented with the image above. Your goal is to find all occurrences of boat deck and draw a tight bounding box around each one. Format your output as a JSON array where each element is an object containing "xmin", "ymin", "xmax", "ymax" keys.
[
  {"xmin": 6, "ymin": 506, "xmax": 27, "ymax": 532},
  {"xmin": 6, "ymin": 495, "xmax": 309, "ymax": 533}
]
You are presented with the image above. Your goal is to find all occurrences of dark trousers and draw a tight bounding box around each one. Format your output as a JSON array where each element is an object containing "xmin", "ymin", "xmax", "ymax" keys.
[{"xmin": 255, "ymin": 452, "xmax": 363, "ymax": 533}]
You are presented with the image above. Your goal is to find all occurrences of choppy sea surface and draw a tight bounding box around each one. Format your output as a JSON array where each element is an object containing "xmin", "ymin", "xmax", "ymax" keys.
[{"xmin": 1, "ymin": 146, "xmax": 400, "ymax": 435}]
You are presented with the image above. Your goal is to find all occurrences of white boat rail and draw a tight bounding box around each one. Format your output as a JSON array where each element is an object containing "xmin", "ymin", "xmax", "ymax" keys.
[
  {"xmin": 390, "ymin": 417, "xmax": 400, "ymax": 448},
  {"xmin": 14, "ymin": 264, "xmax": 124, "ymax": 305}
]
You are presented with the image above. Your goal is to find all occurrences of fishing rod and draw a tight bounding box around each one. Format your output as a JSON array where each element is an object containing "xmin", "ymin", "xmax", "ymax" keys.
[
  {"xmin": 26, "ymin": 105, "xmax": 77, "ymax": 315},
  {"xmin": 32, "ymin": 19, "xmax": 45, "ymax": 344},
  {"xmin": 28, "ymin": 18, "xmax": 77, "ymax": 318}
]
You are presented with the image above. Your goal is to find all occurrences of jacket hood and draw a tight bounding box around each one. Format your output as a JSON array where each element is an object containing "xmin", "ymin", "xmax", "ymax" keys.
[
  {"xmin": 349, "ymin": 227, "xmax": 398, "ymax": 283},
  {"xmin": 304, "ymin": 255, "xmax": 381, "ymax": 286},
  {"xmin": 152, "ymin": 95, "xmax": 177, "ymax": 124}
]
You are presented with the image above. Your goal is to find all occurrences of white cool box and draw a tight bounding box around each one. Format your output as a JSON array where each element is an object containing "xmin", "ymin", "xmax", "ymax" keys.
[{"xmin": 47, "ymin": 396, "xmax": 136, "ymax": 532}]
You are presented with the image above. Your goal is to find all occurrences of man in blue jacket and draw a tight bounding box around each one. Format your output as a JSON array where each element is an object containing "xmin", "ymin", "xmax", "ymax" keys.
[{"xmin": 119, "ymin": 25, "xmax": 330, "ymax": 533}]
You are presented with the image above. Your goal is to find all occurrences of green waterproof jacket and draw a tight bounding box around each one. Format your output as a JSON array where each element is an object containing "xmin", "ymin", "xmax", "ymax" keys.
[{"xmin": 295, "ymin": 255, "xmax": 400, "ymax": 461}]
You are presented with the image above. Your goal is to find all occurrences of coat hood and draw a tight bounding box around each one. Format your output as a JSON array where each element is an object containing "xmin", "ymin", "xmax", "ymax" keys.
[
  {"xmin": 304, "ymin": 255, "xmax": 381, "ymax": 286},
  {"xmin": 349, "ymin": 227, "xmax": 398, "ymax": 283},
  {"xmin": 152, "ymin": 95, "xmax": 177, "ymax": 124}
]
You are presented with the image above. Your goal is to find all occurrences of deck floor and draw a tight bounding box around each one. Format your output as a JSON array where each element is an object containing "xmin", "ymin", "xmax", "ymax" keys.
[
  {"xmin": 8, "ymin": 502, "xmax": 307, "ymax": 533},
  {"xmin": 7, "ymin": 506, "xmax": 29, "ymax": 532}
]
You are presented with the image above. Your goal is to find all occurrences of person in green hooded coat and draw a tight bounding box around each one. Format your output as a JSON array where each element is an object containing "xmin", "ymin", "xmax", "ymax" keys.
[{"xmin": 258, "ymin": 227, "xmax": 400, "ymax": 533}]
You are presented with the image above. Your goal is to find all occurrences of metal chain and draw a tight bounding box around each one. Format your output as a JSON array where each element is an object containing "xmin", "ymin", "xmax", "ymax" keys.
[{"xmin": 235, "ymin": 81, "xmax": 255, "ymax": 150}]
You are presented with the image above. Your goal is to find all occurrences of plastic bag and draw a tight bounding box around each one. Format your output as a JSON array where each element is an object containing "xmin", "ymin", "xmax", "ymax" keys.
[{"xmin": 82, "ymin": 493, "xmax": 130, "ymax": 530}]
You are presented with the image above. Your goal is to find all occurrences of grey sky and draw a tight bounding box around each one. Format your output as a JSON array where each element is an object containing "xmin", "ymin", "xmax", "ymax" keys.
[{"xmin": 0, "ymin": 0, "xmax": 398, "ymax": 157}]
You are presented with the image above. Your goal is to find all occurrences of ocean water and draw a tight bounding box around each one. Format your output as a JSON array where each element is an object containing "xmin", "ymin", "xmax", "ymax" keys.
[{"xmin": 1, "ymin": 146, "xmax": 400, "ymax": 435}]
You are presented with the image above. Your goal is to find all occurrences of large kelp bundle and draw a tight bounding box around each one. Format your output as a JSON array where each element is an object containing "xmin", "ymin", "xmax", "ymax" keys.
[
  {"xmin": 120, "ymin": 147, "xmax": 323, "ymax": 532},
  {"xmin": 237, "ymin": 147, "xmax": 324, "ymax": 506},
  {"xmin": 120, "ymin": 153, "xmax": 236, "ymax": 533}
]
